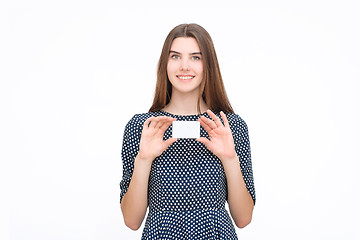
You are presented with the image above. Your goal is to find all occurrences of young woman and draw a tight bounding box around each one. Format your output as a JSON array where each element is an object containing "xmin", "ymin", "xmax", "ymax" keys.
[{"xmin": 120, "ymin": 23, "xmax": 256, "ymax": 239}]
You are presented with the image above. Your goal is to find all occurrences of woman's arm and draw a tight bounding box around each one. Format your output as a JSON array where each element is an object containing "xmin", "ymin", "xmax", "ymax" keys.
[
  {"xmin": 197, "ymin": 110, "xmax": 255, "ymax": 228},
  {"xmin": 121, "ymin": 155, "xmax": 152, "ymax": 230},
  {"xmin": 222, "ymin": 157, "xmax": 254, "ymax": 228},
  {"xmin": 120, "ymin": 116, "xmax": 177, "ymax": 230}
]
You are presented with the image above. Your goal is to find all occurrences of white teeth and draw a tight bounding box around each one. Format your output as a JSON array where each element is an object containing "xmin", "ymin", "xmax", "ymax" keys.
[{"xmin": 178, "ymin": 76, "xmax": 194, "ymax": 80}]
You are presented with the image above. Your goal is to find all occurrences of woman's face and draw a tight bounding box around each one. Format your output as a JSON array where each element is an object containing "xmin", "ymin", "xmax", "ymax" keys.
[{"xmin": 167, "ymin": 37, "xmax": 204, "ymax": 96}]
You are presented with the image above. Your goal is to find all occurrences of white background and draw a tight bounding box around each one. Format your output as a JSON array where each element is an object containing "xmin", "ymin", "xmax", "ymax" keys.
[{"xmin": 1, "ymin": 0, "xmax": 359, "ymax": 239}]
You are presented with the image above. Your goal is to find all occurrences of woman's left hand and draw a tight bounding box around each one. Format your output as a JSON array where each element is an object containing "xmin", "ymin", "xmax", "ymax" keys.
[{"xmin": 197, "ymin": 110, "xmax": 237, "ymax": 162}]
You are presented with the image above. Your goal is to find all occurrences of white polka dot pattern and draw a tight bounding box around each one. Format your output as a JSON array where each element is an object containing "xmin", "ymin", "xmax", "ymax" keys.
[{"xmin": 120, "ymin": 111, "xmax": 256, "ymax": 239}]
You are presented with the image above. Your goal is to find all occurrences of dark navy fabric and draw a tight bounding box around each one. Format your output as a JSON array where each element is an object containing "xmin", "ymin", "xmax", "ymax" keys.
[{"xmin": 120, "ymin": 111, "xmax": 255, "ymax": 239}]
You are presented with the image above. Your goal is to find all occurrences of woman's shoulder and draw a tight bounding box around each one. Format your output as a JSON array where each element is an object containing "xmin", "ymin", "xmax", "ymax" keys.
[
  {"xmin": 127, "ymin": 112, "xmax": 151, "ymax": 123},
  {"xmin": 124, "ymin": 111, "xmax": 162, "ymax": 130},
  {"xmin": 224, "ymin": 112, "xmax": 247, "ymax": 126},
  {"xmin": 223, "ymin": 112, "xmax": 249, "ymax": 134}
]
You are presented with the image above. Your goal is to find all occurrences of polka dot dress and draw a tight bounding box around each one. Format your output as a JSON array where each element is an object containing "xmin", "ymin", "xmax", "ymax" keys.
[{"xmin": 120, "ymin": 111, "xmax": 256, "ymax": 239}]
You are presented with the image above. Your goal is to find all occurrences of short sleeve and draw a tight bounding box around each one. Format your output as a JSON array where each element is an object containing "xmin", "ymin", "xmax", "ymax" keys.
[
  {"xmin": 231, "ymin": 114, "xmax": 256, "ymax": 205},
  {"xmin": 119, "ymin": 115, "xmax": 142, "ymax": 204}
]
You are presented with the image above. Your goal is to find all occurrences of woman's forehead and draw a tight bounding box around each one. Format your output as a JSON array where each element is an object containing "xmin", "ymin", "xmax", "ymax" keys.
[{"xmin": 170, "ymin": 37, "xmax": 201, "ymax": 54}]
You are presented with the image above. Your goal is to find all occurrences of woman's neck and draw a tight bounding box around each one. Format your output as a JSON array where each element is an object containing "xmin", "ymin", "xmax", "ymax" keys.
[{"xmin": 162, "ymin": 89, "xmax": 208, "ymax": 115}]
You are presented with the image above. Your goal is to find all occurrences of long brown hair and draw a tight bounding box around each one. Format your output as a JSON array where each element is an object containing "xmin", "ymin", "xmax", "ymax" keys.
[{"xmin": 149, "ymin": 23, "xmax": 234, "ymax": 114}]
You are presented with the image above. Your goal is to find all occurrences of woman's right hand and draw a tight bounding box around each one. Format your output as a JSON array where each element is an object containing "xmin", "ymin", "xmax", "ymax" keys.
[{"xmin": 137, "ymin": 116, "xmax": 177, "ymax": 162}]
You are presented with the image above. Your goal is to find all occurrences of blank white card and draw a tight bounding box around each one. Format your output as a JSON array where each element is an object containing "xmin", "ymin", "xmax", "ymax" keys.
[{"xmin": 172, "ymin": 121, "xmax": 200, "ymax": 139}]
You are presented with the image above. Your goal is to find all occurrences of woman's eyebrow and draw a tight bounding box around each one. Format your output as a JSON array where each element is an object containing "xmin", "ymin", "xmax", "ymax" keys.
[
  {"xmin": 169, "ymin": 50, "xmax": 181, "ymax": 55},
  {"xmin": 169, "ymin": 50, "xmax": 202, "ymax": 55}
]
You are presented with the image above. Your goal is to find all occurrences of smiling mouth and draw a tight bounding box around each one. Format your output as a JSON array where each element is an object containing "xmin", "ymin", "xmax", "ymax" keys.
[{"xmin": 177, "ymin": 75, "xmax": 195, "ymax": 80}]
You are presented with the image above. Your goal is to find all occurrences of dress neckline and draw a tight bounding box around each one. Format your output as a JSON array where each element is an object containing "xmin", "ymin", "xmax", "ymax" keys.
[{"xmin": 158, "ymin": 110, "xmax": 208, "ymax": 118}]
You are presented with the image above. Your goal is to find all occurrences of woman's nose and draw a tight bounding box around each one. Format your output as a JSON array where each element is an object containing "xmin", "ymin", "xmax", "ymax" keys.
[{"xmin": 180, "ymin": 59, "xmax": 190, "ymax": 71}]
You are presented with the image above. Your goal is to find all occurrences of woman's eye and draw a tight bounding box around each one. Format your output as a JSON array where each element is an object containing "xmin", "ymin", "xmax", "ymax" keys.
[
  {"xmin": 192, "ymin": 56, "xmax": 201, "ymax": 60},
  {"xmin": 171, "ymin": 55, "xmax": 180, "ymax": 59}
]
